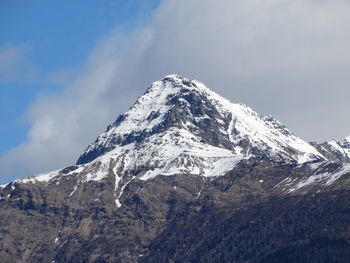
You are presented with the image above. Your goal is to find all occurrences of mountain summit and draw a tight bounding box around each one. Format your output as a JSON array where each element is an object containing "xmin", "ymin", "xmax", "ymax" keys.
[{"xmin": 77, "ymin": 74, "xmax": 323, "ymax": 171}]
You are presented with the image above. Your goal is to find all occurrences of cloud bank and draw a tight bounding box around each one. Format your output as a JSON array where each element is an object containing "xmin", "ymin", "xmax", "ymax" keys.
[{"xmin": 1, "ymin": 0, "xmax": 350, "ymax": 182}]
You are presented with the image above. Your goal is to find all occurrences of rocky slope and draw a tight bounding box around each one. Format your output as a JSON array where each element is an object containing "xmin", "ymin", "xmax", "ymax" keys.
[
  {"xmin": 0, "ymin": 75, "xmax": 349, "ymax": 263},
  {"xmin": 311, "ymin": 136, "xmax": 350, "ymax": 163}
]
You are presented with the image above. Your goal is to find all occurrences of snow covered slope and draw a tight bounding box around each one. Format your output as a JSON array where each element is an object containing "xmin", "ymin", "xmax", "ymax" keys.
[{"xmin": 273, "ymin": 161, "xmax": 350, "ymax": 194}]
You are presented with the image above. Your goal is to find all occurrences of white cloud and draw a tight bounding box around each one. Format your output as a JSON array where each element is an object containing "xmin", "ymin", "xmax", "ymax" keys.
[{"xmin": 1, "ymin": 0, "xmax": 350, "ymax": 182}]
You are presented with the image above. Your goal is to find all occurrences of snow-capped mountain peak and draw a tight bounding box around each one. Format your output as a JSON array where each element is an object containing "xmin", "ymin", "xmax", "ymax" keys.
[
  {"xmin": 13, "ymin": 75, "xmax": 325, "ymax": 189},
  {"xmin": 8, "ymin": 74, "xmax": 334, "ymax": 212},
  {"xmin": 77, "ymin": 74, "xmax": 323, "ymax": 169},
  {"xmin": 344, "ymin": 135, "xmax": 350, "ymax": 144},
  {"xmin": 311, "ymin": 135, "xmax": 350, "ymax": 164}
]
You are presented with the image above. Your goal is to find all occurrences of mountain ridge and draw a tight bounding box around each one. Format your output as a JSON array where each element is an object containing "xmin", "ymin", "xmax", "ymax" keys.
[
  {"xmin": 1, "ymin": 74, "xmax": 350, "ymax": 263},
  {"xmin": 3, "ymin": 74, "xmax": 347, "ymax": 195},
  {"xmin": 311, "ymin": 136, "xmax": 350, "ymax": 164}
]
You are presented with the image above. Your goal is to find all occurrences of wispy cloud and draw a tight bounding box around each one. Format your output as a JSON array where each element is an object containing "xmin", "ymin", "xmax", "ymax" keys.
[
  {"xmin": 1, "ymin": 0, "xmax": 350, "ymax": 183},
  {"xmin": 48, "ymin": 68, "xmax": 77, "ymax": 84},
  {"xmin": 0, "ymin": 43, "xmax": 38, "ymax": 82}
]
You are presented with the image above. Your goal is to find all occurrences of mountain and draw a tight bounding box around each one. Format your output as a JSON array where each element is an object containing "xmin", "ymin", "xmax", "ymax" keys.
[
  {"xmin": 0, "ymin": 75, "xmax": 350, "ymax": 263},
  {"xmin": 311, "ymin": 136, "xmax": 350, "ymax": 163},
  {"xmin": 77, "ymin": 74, "xmax": 323, "ymax": 166}
]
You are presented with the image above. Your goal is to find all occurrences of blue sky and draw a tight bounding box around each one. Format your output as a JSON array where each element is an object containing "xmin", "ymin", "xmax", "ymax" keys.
[
  {"xmin": 1, "ymin": 0, "xmax": 350, "ymax": 183},
  {"xmin": 0, "ymin": 0, "xmax": 159, "ymax": 155}
]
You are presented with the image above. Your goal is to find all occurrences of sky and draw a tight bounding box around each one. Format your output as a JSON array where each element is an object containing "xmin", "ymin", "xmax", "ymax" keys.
[{"xmin": 1, "ymin": 0, "xmax": 350, "ymax": 183}]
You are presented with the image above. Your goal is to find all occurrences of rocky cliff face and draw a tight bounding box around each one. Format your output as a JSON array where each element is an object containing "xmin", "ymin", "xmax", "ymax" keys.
[{"xmin": 0, "ymin": 75, "xmax": 349, "ymax": 263}]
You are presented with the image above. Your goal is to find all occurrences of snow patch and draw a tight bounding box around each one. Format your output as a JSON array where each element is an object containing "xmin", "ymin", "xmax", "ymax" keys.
[
  {"xmin": 287, "ymin": 164, "xmax": 350, "ymax": 193},
  {"xmin": 16, "ymin": 169, "xmax": 61, "ymax": 184},
  {"xmin": 115, "ymin": 178, "xmax": 133, "ymax": 208},
  {"xmin": 69, "ymin": 185, "xmax": 79, "ymax": 198}
]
